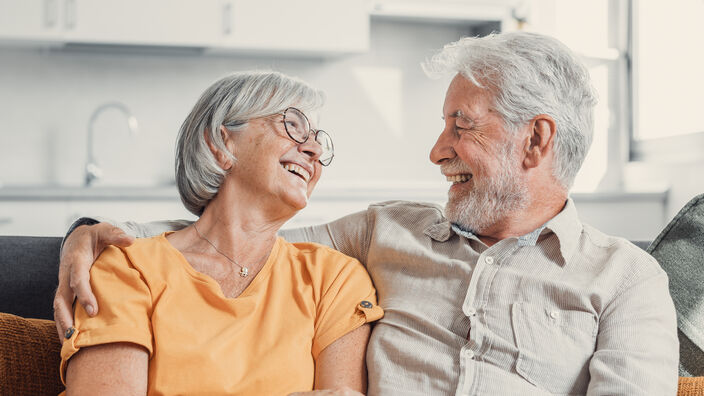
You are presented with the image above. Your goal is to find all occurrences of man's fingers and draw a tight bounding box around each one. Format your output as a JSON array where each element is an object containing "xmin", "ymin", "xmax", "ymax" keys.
[
  {"xmin": 95, "ymin": 223, "xmax": 134, "ymax": 249},
  {"xmin": 53, "ymin": 287, "xmax": 75, "ymax": 342},
  {"xmin": 70, "ymin": 268, "xmax": 99, "ymax": 316}
]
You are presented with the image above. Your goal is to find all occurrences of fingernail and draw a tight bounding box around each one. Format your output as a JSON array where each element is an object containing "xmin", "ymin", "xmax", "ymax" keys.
[{"xmin": 86, "ymin": 305, "xmax": 95, "ymax": 315}]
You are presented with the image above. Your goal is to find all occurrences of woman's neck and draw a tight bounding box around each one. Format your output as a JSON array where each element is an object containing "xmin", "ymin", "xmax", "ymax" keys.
[{"xmin": 171, "ymin": 184, "xmax": 296, "ymax": 271}]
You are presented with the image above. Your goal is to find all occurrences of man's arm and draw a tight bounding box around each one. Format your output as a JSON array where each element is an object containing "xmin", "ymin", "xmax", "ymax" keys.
[
  {"xmin": 280, "ymin": 209, "xmax": 371, "ymax": 263},
  {"xmin": 54, "ymin": 210, "xmax": 371, "ymax": 339},
  {"xmin": 586, "ymin": 270, "xmax": 679, "ymax": 395},
  {"xmin": 53, "ymin": 218, "xmax": 190, "ymax": 339}
]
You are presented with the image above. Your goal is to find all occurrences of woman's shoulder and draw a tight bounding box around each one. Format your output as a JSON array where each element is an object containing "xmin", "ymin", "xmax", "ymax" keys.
[
  {"xmin": 278, "ymin": 238, "xmax": 367, "ymax": 277},
  {"xmin": 97, "ymin": 233, "xmax": 173, "ymax": 272}
]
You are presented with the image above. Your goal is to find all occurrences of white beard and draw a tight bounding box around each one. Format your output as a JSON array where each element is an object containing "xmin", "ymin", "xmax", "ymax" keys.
[{"xmin": 443, "ymin": 141, "xmax": 529, "ymax": 234}]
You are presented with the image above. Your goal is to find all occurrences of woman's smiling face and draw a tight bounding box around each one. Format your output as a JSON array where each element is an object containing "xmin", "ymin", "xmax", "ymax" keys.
[{"xmin": 223, "ymin": 112, "xmax": 324, "ymax": 214}]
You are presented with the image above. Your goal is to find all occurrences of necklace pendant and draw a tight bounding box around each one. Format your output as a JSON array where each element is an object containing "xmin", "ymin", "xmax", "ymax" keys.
[{"xmin": 239, "ymin": 267, "xmax": 249, "ymax": 277}]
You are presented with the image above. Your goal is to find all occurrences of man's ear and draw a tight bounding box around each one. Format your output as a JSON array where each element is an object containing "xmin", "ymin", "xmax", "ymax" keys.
[
  {"xmin": 522, "ymin": 114, "xmax": 556, "ymax": 169},
  {"xmin": 204, "ymin": 126, "xmax": 235, "ymax": 170}
]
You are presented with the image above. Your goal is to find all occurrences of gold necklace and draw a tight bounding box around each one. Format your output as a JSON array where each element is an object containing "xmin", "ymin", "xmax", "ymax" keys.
[{"xmin": 193, "ymin": 223, "xmax": 249, "ymax": 277}]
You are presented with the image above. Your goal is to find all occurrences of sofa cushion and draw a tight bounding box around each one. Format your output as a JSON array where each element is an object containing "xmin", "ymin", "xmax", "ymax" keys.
[
  {"xmin": 0, "ymin": 312, "xmax": 64, "ymax": 395},
  {"xmin": 0, "ymin": 236, "xmax": 62, "ymax": 320},
  {"xmin": 648, "ymin": 193, "xmax": 704, "ymax": 376}
]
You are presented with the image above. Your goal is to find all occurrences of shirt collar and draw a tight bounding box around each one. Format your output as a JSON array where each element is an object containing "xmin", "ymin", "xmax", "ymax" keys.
[
  {"xmin": 540, "ymin": 198, "xmax": 583, "ymax": 264},
  {"xmin": 423, "ymin": 198, "xmax": 583, "ymax": 264}
]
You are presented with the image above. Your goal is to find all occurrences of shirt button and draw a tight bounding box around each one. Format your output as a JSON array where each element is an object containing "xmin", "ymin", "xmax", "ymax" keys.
[
  {"xmin": 464, "ymin": 350, "xmax": 475, "ymax": 359},
  {"xmin": 549, "ymin": 310, "xmax": 560, "ymax": 319},
  {"xmin": 466, "ymin": 307, "xmax": 476, "ymax": 316},
  {"xmin": 360, "ymin": 300, "xmax": 373, "ymax": 309},
  {"xmin": 484, "ymin": 256, "xmax": 494, "ymax": 264}
]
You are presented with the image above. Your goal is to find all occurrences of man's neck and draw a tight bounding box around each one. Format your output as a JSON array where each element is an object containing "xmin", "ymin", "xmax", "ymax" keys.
[{"xmin": 474, "ymin": 192, "xmax": 568, "ymax": 247}]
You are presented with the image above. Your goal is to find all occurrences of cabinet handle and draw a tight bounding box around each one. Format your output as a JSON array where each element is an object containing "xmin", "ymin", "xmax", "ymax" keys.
[
  {"xmin": 223, "ymin": 2, "xmax": 232, "ymax": 35},
  {"xmin": 64, "ymin": 0, "xmax": 76, "ymax": 30},
  {"xmin": 43, "ymin": 0, "xmax": 58, "ymax": 28}
]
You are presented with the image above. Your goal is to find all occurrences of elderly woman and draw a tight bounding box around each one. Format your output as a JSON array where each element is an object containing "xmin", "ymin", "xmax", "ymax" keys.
[{"xmin": 60, "ymin": 71, "xmax": 383, "ymax": 395}]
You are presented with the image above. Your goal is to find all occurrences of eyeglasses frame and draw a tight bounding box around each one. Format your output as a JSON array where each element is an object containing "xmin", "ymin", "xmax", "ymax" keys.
[{"xmin": 279, "ymin": 107, "xmax": 334, "ymax": 166}]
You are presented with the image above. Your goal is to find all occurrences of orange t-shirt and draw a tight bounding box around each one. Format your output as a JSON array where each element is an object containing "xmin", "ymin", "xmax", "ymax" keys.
[{"xmin": 60, "ymin": 233, "xmax": 383, "ymax": 395}]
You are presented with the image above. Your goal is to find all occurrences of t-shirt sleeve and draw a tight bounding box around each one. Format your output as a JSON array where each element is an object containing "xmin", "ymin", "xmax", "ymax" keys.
[
  {"xmin": 311, "ymin": 251, "xmax": 383, "ymax": 359},
  {"xmin": 60, "ymin": 245, "xmax": 153, "ymax": 383}
]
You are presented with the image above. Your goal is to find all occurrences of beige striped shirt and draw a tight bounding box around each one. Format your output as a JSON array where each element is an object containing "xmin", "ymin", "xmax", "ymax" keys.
[
  {"xmin": 282, "ymin": 199, "xmax": 679, "ymax": 395},
  {"xmin": 122, "ymin": 198, "xmax": 678, "ymax": 395}
]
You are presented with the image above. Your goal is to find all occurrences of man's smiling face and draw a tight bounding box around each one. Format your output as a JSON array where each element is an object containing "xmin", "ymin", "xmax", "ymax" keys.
[{"xmin": 430, "ymin": 74, "xmax": 530, "ymax": 233}]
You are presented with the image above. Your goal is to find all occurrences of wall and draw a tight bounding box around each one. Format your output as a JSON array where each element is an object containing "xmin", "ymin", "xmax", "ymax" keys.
[{"xmin": 0, "ymin": 20, "xmax": 471, "ymax": 190}]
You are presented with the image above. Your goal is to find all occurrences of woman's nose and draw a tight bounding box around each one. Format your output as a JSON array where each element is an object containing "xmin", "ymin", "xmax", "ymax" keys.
[{"xmin": 298, "ymin": 136, "xmax": 322, "ymax": 161}]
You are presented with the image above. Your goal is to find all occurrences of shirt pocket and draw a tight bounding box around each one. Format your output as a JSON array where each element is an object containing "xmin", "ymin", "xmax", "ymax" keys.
[{"xmin": 511, "ymin": 302, "xmax": 597, "ymax": 395}]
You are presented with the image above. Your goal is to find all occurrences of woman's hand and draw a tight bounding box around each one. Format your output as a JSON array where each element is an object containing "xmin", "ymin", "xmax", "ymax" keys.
[
  {"xmin": 288, "ymin": 387, "xmax": 364, "ymax": 396},
  {"xmin": 53, "ymin": 222, "xmax": 134, "ymax": 340}
]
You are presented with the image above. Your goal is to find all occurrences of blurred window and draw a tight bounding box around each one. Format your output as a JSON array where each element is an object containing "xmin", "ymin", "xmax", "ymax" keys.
[{"xmin": 630, "ymin": 0, "xmax": 704, "ymax": 161}]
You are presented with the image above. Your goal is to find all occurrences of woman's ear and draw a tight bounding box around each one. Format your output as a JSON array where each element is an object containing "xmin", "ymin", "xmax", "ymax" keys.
[
  {"xmin": 204, "ymin": 126, "xmax": 235, "ymax": 170},
  {"xmin": 522, "ymin": 114, "xmax": 556, "ymax": 169}
]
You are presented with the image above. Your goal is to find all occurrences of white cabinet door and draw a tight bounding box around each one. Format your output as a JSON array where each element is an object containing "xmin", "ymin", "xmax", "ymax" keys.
[
  {"xmin": 0, "ymin": 201, "xmax": 72, "ymax": 236},
  {"xmin": 221, "ymin": 0, "xmax": 369, "ymax": 54},
  {"xmin": 66, "ymin": 200, "xmax": 196, "ymax": 229},
  {"xmin": 62, "ymin": 0, "xmax": 223, "ymax": 46},
  {"xmin": 0, "ymin": 0, "xmax": 370, "ymax": 54},
  {"xmin": 0, "ymin": 0, "xmax": 63, "ymax": 42}
]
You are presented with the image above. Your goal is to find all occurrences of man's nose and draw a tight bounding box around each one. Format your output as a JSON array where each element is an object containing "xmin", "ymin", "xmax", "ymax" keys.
[{"xmin": 430, "ymin": 126, "xmax": 457, "ymax": 165}]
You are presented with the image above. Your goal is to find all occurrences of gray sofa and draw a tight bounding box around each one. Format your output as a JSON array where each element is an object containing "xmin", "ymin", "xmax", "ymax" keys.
[{"xmin": 0, "ymin": 236, "xmax": 61, "ymax": 320}]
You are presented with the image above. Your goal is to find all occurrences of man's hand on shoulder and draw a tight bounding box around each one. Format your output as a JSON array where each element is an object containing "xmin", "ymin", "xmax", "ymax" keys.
[{"xmin": 53, "ymin": 222, "xmax": 135, "ymax": 341}]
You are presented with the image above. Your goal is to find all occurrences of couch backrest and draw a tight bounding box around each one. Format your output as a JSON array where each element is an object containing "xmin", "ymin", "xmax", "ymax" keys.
[{"xmin": 0, "ymin": 236, "xmax": 62, "ymax": 320}]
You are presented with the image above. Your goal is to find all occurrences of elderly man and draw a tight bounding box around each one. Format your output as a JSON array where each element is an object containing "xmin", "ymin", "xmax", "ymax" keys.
[{"xmin": 54, "ymin": 32, "xmax": 678, "ymax": 395}]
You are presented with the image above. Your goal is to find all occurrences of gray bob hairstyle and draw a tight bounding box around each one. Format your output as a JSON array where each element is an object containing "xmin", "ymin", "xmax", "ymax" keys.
[
  {"xmin": 175, "ymin": 70, "xmax": 325, "ymax": 216},
  {"xmin": 423, "ymin": 31, "xmax": 598, "ymax": 189}
]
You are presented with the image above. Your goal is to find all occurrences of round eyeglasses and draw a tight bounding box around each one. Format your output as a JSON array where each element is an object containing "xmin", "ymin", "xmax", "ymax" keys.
[{"xmin": 281, "ymin": 107, "xmax": 334, "ymax": 166}]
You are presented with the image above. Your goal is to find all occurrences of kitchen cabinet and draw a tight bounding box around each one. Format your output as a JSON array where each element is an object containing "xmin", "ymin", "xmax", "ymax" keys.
[
  {"xmin": 0, "ymin": 187, "xmax": 196, "ymax": 236},
  {"xmin": 0, "ymin": 200, "xmax": 196, "ymax": 236},
  {"xmin": 62, "ymin": 0, "xmax": 222, "ymax": 47},
  {"xmin": 0, "ymin": 201, "xmax": 72, "ymax": 236},
  {"xmin": 219, "ymin": 0, "xmax": 369, "ymax": 54},
  {"xmin": 0, "ymin": 0, "xmax": 370, "ymax": 55},
  {"xmin": 0, "ymin": 0, "xmax": 62, "ymax": 42}
]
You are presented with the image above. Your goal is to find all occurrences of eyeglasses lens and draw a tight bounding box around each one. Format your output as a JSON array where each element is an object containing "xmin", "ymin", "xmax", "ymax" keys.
[
  {"xmin": 284, "ymin": 108, "xmax": 309, "ymax": 143},
  {"xmin": 316, "ymin": 131, "xmax": 334, "ymax": 166}
]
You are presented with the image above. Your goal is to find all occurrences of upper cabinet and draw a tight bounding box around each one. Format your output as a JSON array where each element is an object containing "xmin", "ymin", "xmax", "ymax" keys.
[
  {"xmin": 220, "ymin": 0, "xmax": 369, "ymax": 55},
  {"xmin": 62, "ymin": 0, "xmax": 223, "ymax": 47},
  {"xmin": 0, "ymin": 0, "xmax": 370, "ymax": 55},
  {"xmin": 0, "ymin": 0, "xmax": 63, "ymax": 42}
]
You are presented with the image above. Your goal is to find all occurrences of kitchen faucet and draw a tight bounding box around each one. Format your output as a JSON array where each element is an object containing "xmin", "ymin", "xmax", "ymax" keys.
[{"xmin": 85, "ymin": 102, "xmax": 139, "ymax": 186}]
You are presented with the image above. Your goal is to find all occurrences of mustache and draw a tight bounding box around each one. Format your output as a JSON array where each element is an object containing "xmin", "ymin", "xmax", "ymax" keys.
[{"xmin": 440, "ymin": 157, "xmax": 474, "ymax": 175}]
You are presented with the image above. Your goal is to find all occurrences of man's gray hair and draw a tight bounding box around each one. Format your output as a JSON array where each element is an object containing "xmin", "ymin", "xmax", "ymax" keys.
[
  {"xmin": 423, "ymin": 31, "xmax": 598, "ymax": 189},
  {"xmin": 176, "ymin": 70, "xmax": 325, "ymax": 216}
]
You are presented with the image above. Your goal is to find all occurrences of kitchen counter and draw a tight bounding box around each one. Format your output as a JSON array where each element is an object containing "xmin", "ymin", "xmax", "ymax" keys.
[{"xmin": 0, "ymin": 186, "xmax": 181, "ymax": 201}]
